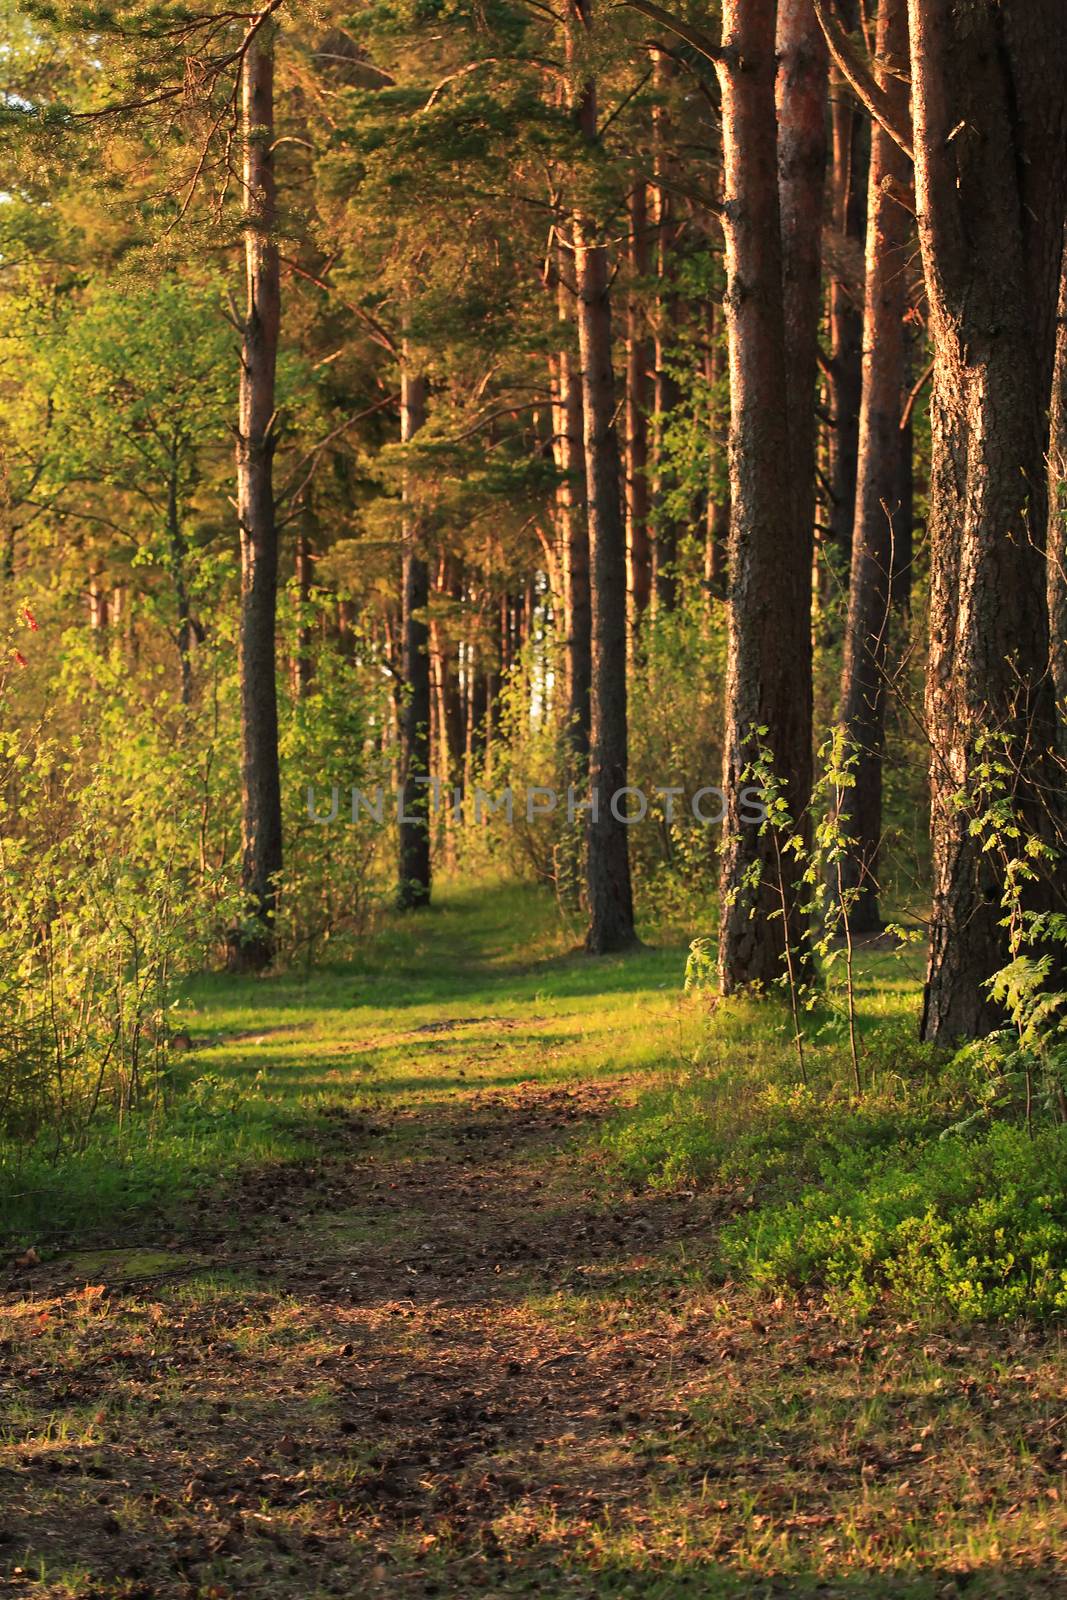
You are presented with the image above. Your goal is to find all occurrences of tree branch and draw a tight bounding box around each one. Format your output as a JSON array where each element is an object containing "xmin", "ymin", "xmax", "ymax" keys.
[
  {"xmin": 900, "ymin": 357, "xmax": 934, "ymax": 431},
  {"xmin": 812, "ymin": 0, "xmax": 913, "ymax": 161},
  {"xmin": 652, "ymin": 171, "xmax": 723, "ymax": 219},
  {"xmin": 616, "ymin": 0, "xmax": 735, "ymax": 69},
  {"xmin": 275, "ymin": 391, "xmax": 400, "ymax": 515}
]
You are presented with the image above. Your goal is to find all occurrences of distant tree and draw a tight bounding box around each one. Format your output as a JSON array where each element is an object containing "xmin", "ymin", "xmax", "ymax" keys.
[
  {"xmin": 397, "ymin": 356, "xmax": 432, "ymax": 909},
  {"xmin": 823, "ymin": 0, "xmax": 868, "ymax": 604},
  {"xmin": 1, "ymin": 276, "xmax": 231, "ymax": 701}
]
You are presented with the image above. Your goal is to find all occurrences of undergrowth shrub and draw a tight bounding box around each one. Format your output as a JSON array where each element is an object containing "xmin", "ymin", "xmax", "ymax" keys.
[
  {"xmin": 459, "ymin": 588, "xmax": 727, "ymax": 934},
  {"xmin": 278, "ymin": 595, "xmax": 392, "ymax": 968},
  {"xmin": 0, "ymin": 613, "xmax": 233, "ymax": 1149},
  {"xmin": 727, "ymin": 1121, "xmax": 1067, "ymax": 1321},
  {"xmin": 606, "ymin": 977, "xmax": 1067, "ymax": 1321},
  {"xmin": 0, "ymin": 585, "xmax": 391, "ymax": 1162}
]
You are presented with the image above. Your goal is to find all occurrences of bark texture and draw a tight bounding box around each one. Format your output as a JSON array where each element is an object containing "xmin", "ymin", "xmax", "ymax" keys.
[
  {"xmin": 397, "ymin": 364, "xmax": 432, "ymax": 909},
  {"xmin": 776, "ymin": 0, "xmax": 829, "ymax": 597},
  {"xmin": 625, "ymin": 183, "xmax": 653, "ymax": 637},
  {"xmin": 825, "ymin": 7, "xmax": 867, "ymax": 595},
  {"xmin": 650, "ymin": 47, "xmax": 682, "ymax": 614},
  {"xmin": 910, "ymin": 0, "xmax": 1067, "ymax": 1040},
  {"xmin": 837, "ymin": 0, "xmax": 912, "ymax": 933},
  {"xmin": 232, "ymin": 30, "xmax": 283, "ymax": 973},
  {"xmin": 716, "ymin": 0, "xmax": 813, "ymax": 991},
  {"xmin": 704, "ymin": 298, "xmax": 729, "ymax": 597},
  {"xmin": 553, "ymin": 257, "xmax": 592, "ymax": 765},
  {"xmin": 575, "ymin": 229, "xmax": 637, "ymax": 950},
  {"xmin": 1050, "ymin": 245, "xmax": 1067, "ymax": 734},
  {"xmin": 571, "ymin": 0, "xmax": 636, "ymax": 952}
]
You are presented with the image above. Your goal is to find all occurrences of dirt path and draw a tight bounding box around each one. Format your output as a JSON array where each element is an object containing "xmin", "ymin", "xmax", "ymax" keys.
[{"xmin": 4, "ymin": 1042, "xmax": 1067, "ymax": 1595}]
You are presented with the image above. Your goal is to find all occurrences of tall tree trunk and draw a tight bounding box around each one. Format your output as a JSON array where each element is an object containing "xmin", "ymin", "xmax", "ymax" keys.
[
  {"xmin": 553, "ymin": 255, "xmax": 592, "ymax": 765},
  {"xmin": 88, "ymin": 572, "xmax": 108, "ymax": 633},
  {"xmin": 291, "ymin": 500, "xmax": 314, "ymax": 701},
  {"xmin": 231, "ymin": 27, "xmax": 283, "ymax": 973},
  {"xmin": 432, "ymin": 552, "xmax": 464, "ymax": 791},
  {"xmin": 777, "ymin": 0, "xmax": 829, "ymax": 593},
  {"xmin": 650, "ymin": 46, "xmax": 682, "ymax": 614},
  {"xmin": 704, "ymin": 298, "xmax": 729, "ymax": 597},
  {"xmin": 1049, "ymin": 243, "xmax": 1067, "ymax": 736},
  {"xmin": 625, "ymin": 183, "xmax": 653, "ymax": 638},
  {"xmin": 890, "ymin": 324, "xmax": 916, "ymax": 615},
  {"xmin": 837, "ymin": 0, "xmax": 911, "ymax": 934},
  {"xmin": 716, "ymin": 0, "xmax": 812, "ymax": 992},
  {"xmin": 825, "ymin": 7, "xmax": 868, "ymax": 602},
  {"xmin": 397, "ymin": 362, "xmax": 431, "ymax": 909},
  {"xmin": 910, "ymin": 0, "xmax": 1067, "ymax": 1040},
  {"xmin": 570, "ymin": 0, "xmax": 637, "ymax": 952},
  {"xmin": 337, "ymin": 596, "xmax": 356, "ymax": 660},
  {"xmin": 167, "ymin": 463, "xmax": 194, "ymax": 708}
]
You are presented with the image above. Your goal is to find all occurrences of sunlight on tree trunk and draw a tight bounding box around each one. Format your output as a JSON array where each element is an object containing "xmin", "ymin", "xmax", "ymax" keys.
[{"xmin": 232, "ymin": 24, "xmax": 283, "ymax": 974}]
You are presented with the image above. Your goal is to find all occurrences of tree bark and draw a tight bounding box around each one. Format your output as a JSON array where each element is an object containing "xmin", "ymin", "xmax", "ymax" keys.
[
  {"xmin": 910, "ymin": 0, "xmax": 1067, "ymax": 1040},
  {"xmin": 837, "ymin": 0, "xmax": 912, "ymax": 934},
  {"xmin": 552, "ymin": 254, "xmax": 592, "ymax": 766},
  {"xmin": 570, "ymin": 0, "xmax": 637, "ymax": 952},
  {"xmin": 890, "ymin": 325, "xmax": 916, "ymax": 615},
  {"xmin": 431, "ymin": 552, "xmax": 464, "ymax": 790},
  {"xmin": 231, "ymin": 27, "xmax": 283, "ymax": 973},
  {"xmin": 625, "ymin": 182, "xmax": 653, "ymax": 638},
  {"xmin": 337, "ymin": 596, "xmax": 356, "ymax": 660},
  {"xmin": 825, "ymin": 7, "xmax": 868, "ymax": 601},
  {"xmin": 88, "ymin": 573, "xmax": 108, "ymax": 632},
  {"xmin": 704, "ymin": 298, "xmax": 729, "ymax": 598},
  {"xmin": 397, "ymin": 362, "xmax": 432, "ymax": 909},
  {"xmin": 650, "ymin": 46, "xmax": 682, "ymax": 614},
  {"xmin": 291, "ymin": 500, "xmax": 314, "ymax": 702},
  {"xmin": 716, "ymin": 0, "xmax": 813, "ymax": 992},
  {"xmin": 576, "ymin": 228, "xmax": 638, "ymax": 951},
  {"xmin": 777, "ymin": 0, "xmax": 829, "ymax": 602},
  {"xmin": 1049, "ymin": 242, "xmax": 1067, "ymax": 737}
]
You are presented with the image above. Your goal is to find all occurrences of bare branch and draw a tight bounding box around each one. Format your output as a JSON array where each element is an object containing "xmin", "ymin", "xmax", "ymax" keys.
[
  {"xmin": 275, "ymin": 391, "xmax": 400, "ymax": 515},
  {"xmin": 278, "ymin": 256, "xmax": 399, "ymax": 358},
  {"xmin": 812, "ymin": 0, "xmax": 913, "ymax": 161},
  {"xmin": 900, "ymin": 357, "xmax": 934, "ymax": 431},
  {"xmin": 652, "ymin": 171, "xmax": 723, "ymax": 218},
  {"xmin": 616, "ymin": 0, "xmax": 735, "ymax": 68}
]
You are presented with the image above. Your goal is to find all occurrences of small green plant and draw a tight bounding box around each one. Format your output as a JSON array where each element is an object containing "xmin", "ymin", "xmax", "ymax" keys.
[
  {"xmin": 738, "ymin": 731, "xmax": 811, "ymax": 1082},
  {"xmin": 806, "ymin": 727, "xmax": 863, "ymax": 1093},
  {"xmin": 726, "ymin": 1119, "xmax": 1067, "ymax": 1320},
  {"xmin": 684, "ymin": 936, "xmax": 716, "ymax": 995},
  {"xmin": 721, "ymin": 728, "xmax": 878, "ymax": 1091},
  {"xmin": 948, "ymin": 733, "xmax": 1067, "ymax": 1137}
]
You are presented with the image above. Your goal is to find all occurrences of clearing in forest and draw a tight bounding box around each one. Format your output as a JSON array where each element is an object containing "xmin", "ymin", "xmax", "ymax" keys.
[{"xmin": 2, "ymin": 885, "xmax": 1066, "ymax": 1598}]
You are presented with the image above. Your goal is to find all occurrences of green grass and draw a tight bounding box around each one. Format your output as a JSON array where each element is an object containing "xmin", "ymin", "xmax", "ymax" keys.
[
  {"xmin": 604, "ymin": 943, "xmax": 1067, "ymax": 1321},
  {"xmin": 0, "ymin": 879, "xmax": 699, "ymax": 1250},
  {"xmin": 6, "ymin": 879, "xmax": 1067, "ymax": 1597}
]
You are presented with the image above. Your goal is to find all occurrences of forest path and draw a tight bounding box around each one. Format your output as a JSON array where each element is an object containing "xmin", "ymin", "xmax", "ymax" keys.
[{"xmin": 2, "ymin": 885, "xmax": 1066, "ymax": 1598}]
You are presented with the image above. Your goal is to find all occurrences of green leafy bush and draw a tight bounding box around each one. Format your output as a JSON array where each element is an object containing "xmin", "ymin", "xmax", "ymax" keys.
[{"xmin": 726, "ymin": 1121, "xmax": 1067, "ymax": 1321}]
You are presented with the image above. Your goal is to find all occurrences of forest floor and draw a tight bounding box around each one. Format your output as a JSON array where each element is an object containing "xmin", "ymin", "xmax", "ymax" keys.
[{"xmin": 3, "ymin": 884, "xmax": 1067, "ymax": 1598}]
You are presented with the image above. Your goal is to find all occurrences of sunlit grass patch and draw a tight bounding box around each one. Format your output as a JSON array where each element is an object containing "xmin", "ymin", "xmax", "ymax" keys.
[{"xmin": 1, "ymin": 880, "xmax": 690, "ymax": 1250}]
